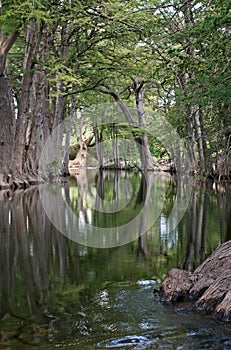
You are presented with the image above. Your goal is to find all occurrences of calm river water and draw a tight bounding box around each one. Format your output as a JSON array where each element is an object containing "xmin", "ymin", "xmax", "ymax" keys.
[{"xmin": 0, "ymin": 169, "xmax": 230, "ymax": 349}]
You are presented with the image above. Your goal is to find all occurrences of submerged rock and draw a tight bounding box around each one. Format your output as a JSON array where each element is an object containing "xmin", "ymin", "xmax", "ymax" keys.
[{"xmin": 160, "ymin": 240, "xmax": 231, "ymax": 321}]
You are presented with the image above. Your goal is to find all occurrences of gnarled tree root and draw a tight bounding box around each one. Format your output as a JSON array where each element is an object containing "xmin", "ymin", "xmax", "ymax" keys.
[
  {"xmin": 160, "ymin": 240, "xmax": 231, "ymax": 321},
  {"xmin": 0, "ymin": 173, "xmax": 39, "ymax": 190}
]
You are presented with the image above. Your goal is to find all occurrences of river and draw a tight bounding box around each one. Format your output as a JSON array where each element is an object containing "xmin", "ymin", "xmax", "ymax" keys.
[{"xmin": 0, "ymin": 169, "xmax": 230, "ymax": 349}]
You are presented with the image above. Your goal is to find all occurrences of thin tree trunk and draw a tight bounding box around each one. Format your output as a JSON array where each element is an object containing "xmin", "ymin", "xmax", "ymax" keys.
[
  {"xmin": 186, "ymin": 106, "xmax": 198, "ymax": 173},
  {"xmin": 62, "ymin": 91, "xmax": 77, "ymax": 176},
  {"xmin": 112, "ymin": 124, "xmax": 120, "ymax": 168},
  {"xmin": 194, "ymin": 107, "xmax": 206, "ymax": 175},
  {"xmin": 62, "ymin": 116, "xmax": 72, "ymax": 177},
  {"xmin": 134, "ymin": 79, "xmax": 160, "ymax": 171},
  {"xmin": 94, "ymin": 126, "xmax": 105, "ymax": 168},
  {"xmin": 51, "ymin": 83, "xmax": 65, "ymax": 174}
]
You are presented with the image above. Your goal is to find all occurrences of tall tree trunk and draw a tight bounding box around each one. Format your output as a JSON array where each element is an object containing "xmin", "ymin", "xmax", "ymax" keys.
[
  {"xmin": 193, "ymin": 106, "xmax": 206, "ymax": 175},
  {"xmin": 176, "ymin": 70, "xmax": 198, "ymax": 173},
  {"xmin": 185, "ymin": 109, "xmax": 198, "ymax": 174},
  {"xmin": 23, "ymin": 67, "xmax": 46, "ymax": 179},
  {"xmin": 112, "ymin": 124, "xmax": 120, "ymax": 168},
  {"xmin": 62, "ymin": 89, "xmax": 77, "ymax": 176},
  {"xmin": 0, "ymin": 77, "xmax": 15, "ymax": 188},
  {"xmin": 0, "ymin": 13, "xmax": 20, "ymax": 188},
  {"xmin": 199, "ymin": 107, "xmax": 209, "ymax": 172},
  {"xmin": 11, "ymin": 20, "xmax": 40, "ymax": 178},
  {"xmin": 133, "ymin": 79, "xmax": 160, "ymax": 171},
  {"xmin": 62, "ymin": 116, "xmax": 71, "ymax": 177},
  {"xmin": 94, "ymin": 126, "xmax": 105, "ymax": 168},
  {"xmin": 47, "ymin": 82, "xmax": 66, "ymax": 177}
]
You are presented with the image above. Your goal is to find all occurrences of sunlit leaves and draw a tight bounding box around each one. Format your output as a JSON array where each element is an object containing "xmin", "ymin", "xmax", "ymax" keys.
[{"xmin": 0, "ymin": 0, "xmax": 51, "ymax": 31}]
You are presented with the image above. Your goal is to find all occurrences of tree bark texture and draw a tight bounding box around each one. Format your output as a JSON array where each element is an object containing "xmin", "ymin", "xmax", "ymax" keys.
[
  {"xmin": 0, "ymin": 77, "xmax": 15, "ymax": 188},
  {"xmin": 112, "ymin": 124, "xmax": 120, "ymax": 168},
  {"xmin": 0, "ymin": 27, "xmax": 19, "ymax": 76},
  {"xmin": 23, "ymin": 68, "xmax": 47, "ymax": 177},
  {"xmin": 133, "ymin": 79, "xmax": 160, "ymax": 171},
  {"xmin": 160, "ymin": 240, "xmax": 231, "ymax": 321},
  {"xmin": 11, "ymin": 20, "xmax": 40, "ymax": 177},
  {"xmin": 94, "ymin": 127, "xmax": 105, "ymax": 168}
]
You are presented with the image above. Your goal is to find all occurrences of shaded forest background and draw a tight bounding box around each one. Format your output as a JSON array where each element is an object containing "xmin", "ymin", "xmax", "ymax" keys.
[{"xmin": 0, "ymin": 0, "xmax": 230, "ymax": 189}]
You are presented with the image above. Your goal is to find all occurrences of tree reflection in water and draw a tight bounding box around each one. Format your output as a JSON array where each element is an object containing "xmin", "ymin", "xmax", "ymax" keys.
[
  {"xmin": 0, "ymin": 188, "xmax": 80, "ymax": 319},
  {"xmin": 0, "ymin": 175, "xmax": 230, "ymax": 346},
  {"xmin": 67, "ymin": 170, "xmax": 170, "ymax": 246}
]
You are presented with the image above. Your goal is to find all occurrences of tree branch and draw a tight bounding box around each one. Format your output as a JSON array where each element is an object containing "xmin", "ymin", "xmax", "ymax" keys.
[
  {"xmin": 0, "ymin": 27, "xmax": 20, "ymax": 56},
  {"xmin": 99, "ymin": 84, "xmax": 136, "ymax": 126},
  {"xmin": 0, "ymin": 23, "xmax": 21, "ymax": 75}
]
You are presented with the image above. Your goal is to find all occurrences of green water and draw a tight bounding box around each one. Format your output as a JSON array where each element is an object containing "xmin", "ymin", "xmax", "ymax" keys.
[{"xmin": 0, "ymin": 170, "xmax": 230, "ymax": 349}]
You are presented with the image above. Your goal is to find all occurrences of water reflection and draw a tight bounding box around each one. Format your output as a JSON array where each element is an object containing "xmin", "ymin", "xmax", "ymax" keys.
[
  {"xmin": 0, "ymin": 188, "xmax": 66, "ymax": 318},
  {"xmin": 0, "ymin": 174, "xmax": 230, "ymax": 348},
  {"xmin": 180, "ymin": 181, "xmax": 231, "ymax": 271},
  {"xmin": 40, "ymin": 170, "xmax": 173, "ymax": 247}
]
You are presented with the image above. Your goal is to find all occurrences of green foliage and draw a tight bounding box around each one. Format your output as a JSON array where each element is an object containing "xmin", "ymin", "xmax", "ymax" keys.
[
  {"xmin": 1, "ymin": 0, "xmax": 230, "ymax": 178},
  {"xmin": 0, "ymin": 0, "xmax": 51, "ymax": 30}
]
